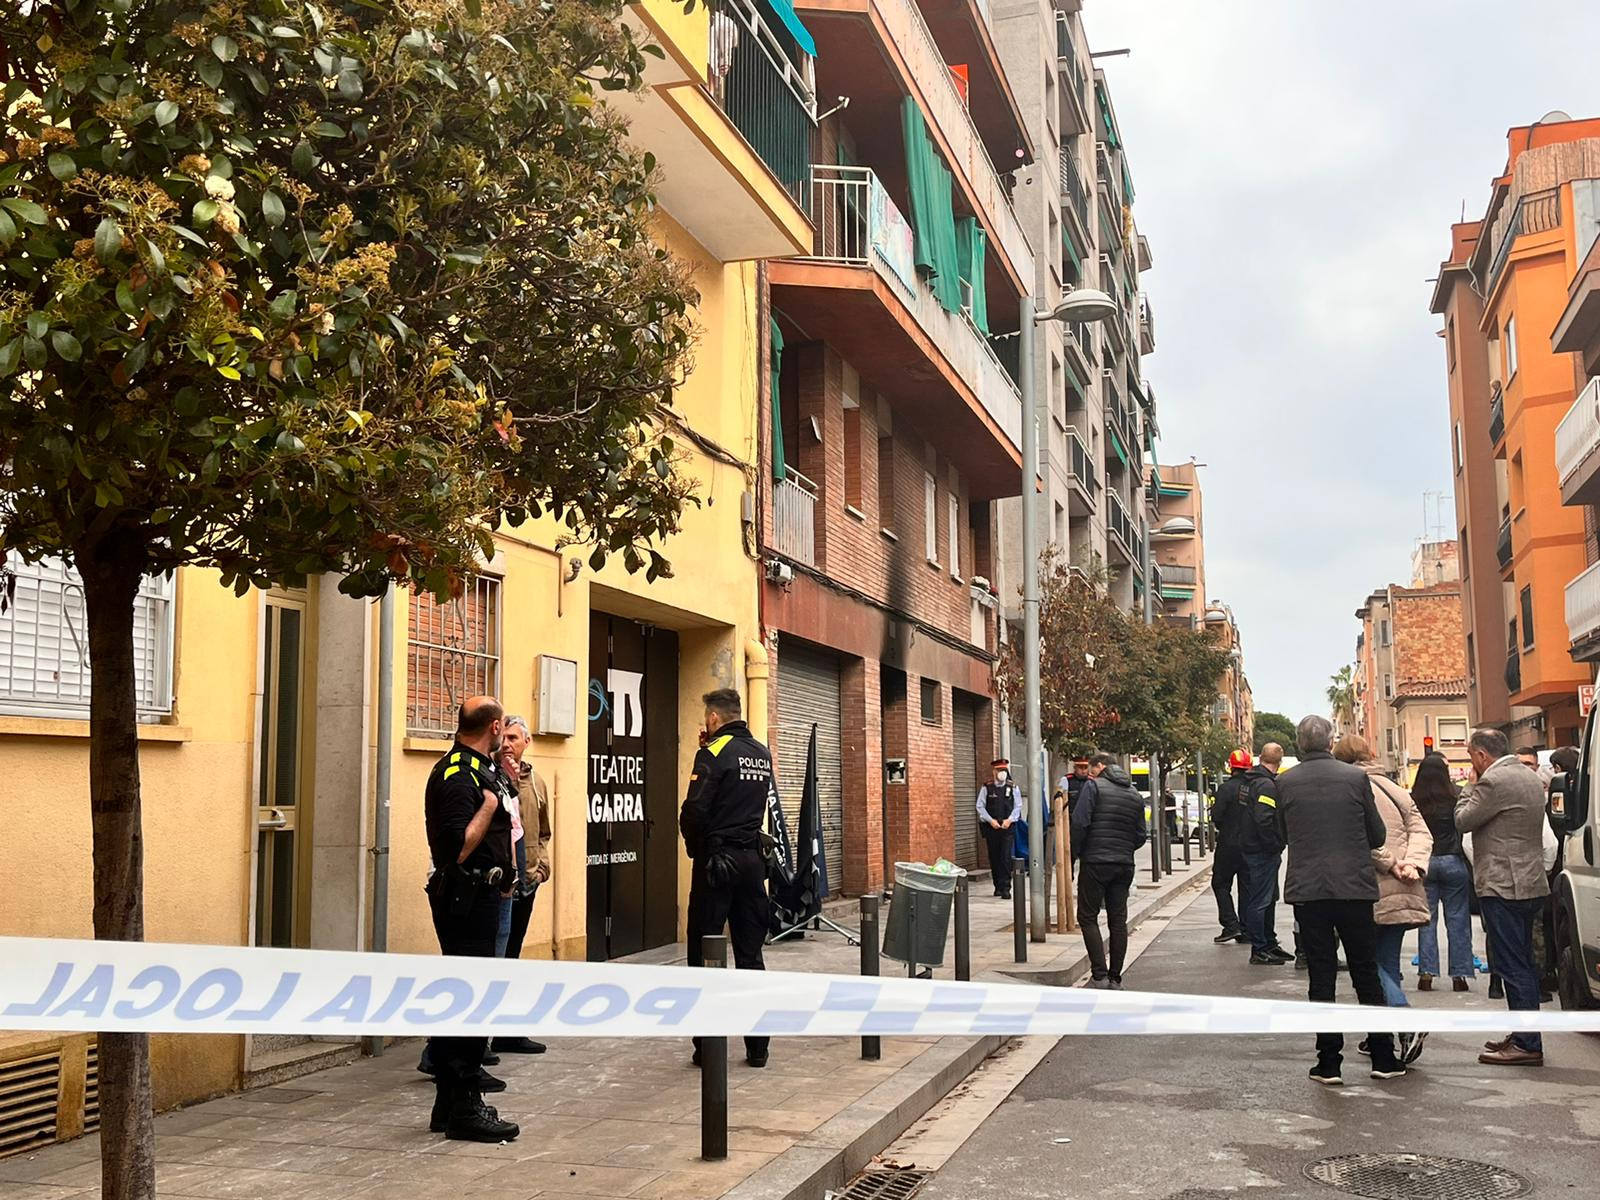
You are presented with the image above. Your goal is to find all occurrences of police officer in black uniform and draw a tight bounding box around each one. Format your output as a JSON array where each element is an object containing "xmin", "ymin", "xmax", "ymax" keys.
[
  {"xmin": 976, "ymin": 758, "xmax": 1022, "ymax": 899},
  {"xmin": 681, "ymin": 687, "xmax": 773, "ymax": 1068},
  {"xmin": 422, "ymin": 695, "xmax": 520, "ymax": 1143}
]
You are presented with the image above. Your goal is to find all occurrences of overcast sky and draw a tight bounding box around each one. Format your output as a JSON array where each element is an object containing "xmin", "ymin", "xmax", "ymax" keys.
[{"xmin": 1084, "ymin": 0, "xmax": 1600, "ymax": 722}]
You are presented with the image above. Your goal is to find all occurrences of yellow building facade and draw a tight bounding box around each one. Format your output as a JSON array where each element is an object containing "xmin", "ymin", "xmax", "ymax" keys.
[{"xmin": 0, "ymin": 0, "xmax": 812, "ymax": 1144}]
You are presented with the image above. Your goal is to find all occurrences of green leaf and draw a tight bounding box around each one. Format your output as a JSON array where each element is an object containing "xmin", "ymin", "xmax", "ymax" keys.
[
  {"xmin": 0, "ymin": 198, "xmax": 47, "ymax": 225},
  {"xmin": 94, "ymin": 216, "xmax": 123, "ymax": 265},
  {"xmin": 0, "ymin": 340, "xmax": 19, "ymax": 377},
  {"xmin": 197, "ymin": 55, "xmax": 224, "ymax": 88},
  {"xmin": 216, "ymin": 364, "xmax": 242, "ymax": 380},
  {"xmin": 0, "ymin": 209, "xmax": 15, "ymax": 245},
  {"xmin": 144, "ymin": 238, "xmax": 166, "ymax": 275},
  {"xmin": 292, "ymin": 139, "xmax": 315, "ymax": 175},
  {"xmin": 21, "ymin": 335, "xmax": 45, "ymax": 371},
  {"xmin": 212, "ymin": 35, "xmax": 239, "ymax": 61},
  {"xmin": 50, "ymin": 330, "xmax": 82, "ymax": 362},
  {"xmin": 192, "ymin": 198, "xmax": 220, "ymax": 225},
  {"xmin": 47, "ymin": 152, "xmax": 77, "ymax": 181},
  {"xmin": 201, "ymin": 450, "xmax": 221, "ymax": 484},
  {"xmin": 115, "ymin": 280, "xmax": 139, "ymax": 317},
  {"xmin": 270, "ymin": 24, "xmax": 302, "ymax": 37},
  {"xmin": 261, "ymin": 190, "xmax": 286, "ymax": 227},
  {"xmin": 124, "ymin": 340, "xmax": 150, "ymax": 376},
  {"xmin": 25, "ymin": 313, "xmax": 47, "ymax": 339},
  {"xmin": 336, "ymin": 70, "xmax": 363, "ymax": 100},
  {"xmin": 311, "ymin": 121, "xmax": 344, "ymax": 139},
  {"xmin": 154, "ymin": 99, "xmax": 179, "ymax": 126}
]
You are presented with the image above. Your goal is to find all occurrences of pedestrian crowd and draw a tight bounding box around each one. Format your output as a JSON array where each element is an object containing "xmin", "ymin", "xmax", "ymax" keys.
[{"xmin": 1209, "ymin": 714, "xmax": 1567, "ymax": 1085}]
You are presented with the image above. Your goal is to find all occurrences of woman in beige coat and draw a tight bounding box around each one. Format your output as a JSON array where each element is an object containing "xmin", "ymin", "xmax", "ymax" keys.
[{"xmin": 1334, "ymin": 735, "xmax": 1433, "ymax": 1060}]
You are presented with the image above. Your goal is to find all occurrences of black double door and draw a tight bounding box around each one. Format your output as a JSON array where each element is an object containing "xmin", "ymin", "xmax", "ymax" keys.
[{"xmin": 586, "ymin": 614, "xmax": 680, "ymax": 960}]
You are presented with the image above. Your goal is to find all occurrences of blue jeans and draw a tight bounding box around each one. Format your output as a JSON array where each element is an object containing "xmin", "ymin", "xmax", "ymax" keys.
[
  {"xmin": 1480, "ymin": 895, "xmax": 1544, "ymax": 1053},
  {"xmin": 1373, "ymin": 923, "xmax": 1410, "ymax": 1006},
  {"xmin": 1242, "ymin": 851, "xmax": 1281, "ymax": 954},
  {"xmin": 493, "ymin": 837, "xmax": 528, "ymax": 958},
  {"xmin": 1418, "ymin": 853, "xmax": 1476, "ymax": 979}
]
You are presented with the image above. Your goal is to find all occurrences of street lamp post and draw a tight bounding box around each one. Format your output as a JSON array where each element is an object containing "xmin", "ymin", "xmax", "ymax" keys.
[{"xmin": 1021, "ymin": 287, "xmax": 1117, "ymax": 944}]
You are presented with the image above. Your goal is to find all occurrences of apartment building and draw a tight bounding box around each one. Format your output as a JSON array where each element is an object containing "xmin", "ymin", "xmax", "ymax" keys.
[
  {"xmin": 1431, "ymin": 116, "xmax": 1600, "ymax": 749},
  {"xmin": 1202, "ymin": 601, "xmax": 1253, "ymax": 750},
  {"xmin": 0, "ymin": 0, "xmax": 811, "ymax": 1128},
  {"xmin": 1148, "ymin": 459, "xmax": 1204, "ymax": 629},
  {"xmin": 759, "ymin": 0, "xmax": 1034, "ymax": 890}
]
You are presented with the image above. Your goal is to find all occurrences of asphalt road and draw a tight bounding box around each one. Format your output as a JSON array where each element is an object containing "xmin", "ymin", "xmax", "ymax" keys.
[{"xmin": 917, "ymin": 886, "xmax": 1600, "ymax": 1199}]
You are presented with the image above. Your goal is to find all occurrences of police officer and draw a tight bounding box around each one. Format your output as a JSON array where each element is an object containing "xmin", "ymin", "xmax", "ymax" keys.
[
  {"xmin": 976, "ymin": 758, "xmax": 1022, "ymax": 899},
  {"xmin": 422, "ymin": 695, "xmax": 520, "ymax": 1143},
  {"xmin": 681, "ymin": 687, "xmax": 773, "ymax": 1068}
]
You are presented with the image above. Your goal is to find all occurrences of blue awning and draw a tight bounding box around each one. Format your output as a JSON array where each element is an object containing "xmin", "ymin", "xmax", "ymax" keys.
[{"xmin": 762, "ymin": 0, "xmax": 816, "ymax": 58}]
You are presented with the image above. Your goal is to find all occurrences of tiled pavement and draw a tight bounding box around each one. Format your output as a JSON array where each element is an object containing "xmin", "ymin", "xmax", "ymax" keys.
[{"xmin": 0, "ymin": 859, "xmax": 1212, "ymax": 1200}]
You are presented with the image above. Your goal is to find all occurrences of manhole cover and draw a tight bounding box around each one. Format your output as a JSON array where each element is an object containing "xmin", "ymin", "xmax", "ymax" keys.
[
  {"xmin": 1304, "ymin": 1154, "xmax": 1532, "ymax": 1200},
  {"xmin": 833, "ymin": 1169, "xmax": 933, "ymax": 1200}
]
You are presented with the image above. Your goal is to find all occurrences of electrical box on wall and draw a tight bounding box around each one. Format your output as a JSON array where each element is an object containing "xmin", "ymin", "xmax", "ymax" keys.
[{"xmin": 535, "ymin": 655, "xmax": 578, "ymax": 737}]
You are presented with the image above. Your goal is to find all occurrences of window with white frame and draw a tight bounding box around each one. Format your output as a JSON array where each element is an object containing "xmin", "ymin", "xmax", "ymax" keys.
[
  {"xmin": 407, "ymin": 574, "xmax": 502, "ymax": 738},
  {"xmin": 1505, "ymin": 313, "xmax": 1518, "ymax": 379},
  {"xmin": 0, "ymin": 554, "xmax": 175, "ymax": 719},
  {"xmin": 923, "ymin": 473, "xmax": 938, "ymax": 563},
  {"xmin": 1383, "ymin": 673, "xmax": 1393, "ymax": 699},
  {"xmin": 1439, "ymin": 718, "xmax": 1468, "ymax": 744},
  {"xmin": 947, "ymin": 493, "xmax": 961, "ymax": 579}
]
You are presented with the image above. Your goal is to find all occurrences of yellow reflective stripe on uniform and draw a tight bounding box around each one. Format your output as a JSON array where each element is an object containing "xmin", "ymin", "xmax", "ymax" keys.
[
  {"xmin": 451, "ymin": 751, "xmax": 461, "ymax": 763},
  {"xmin": 1257, "ymin": 795, "xmax": 1277, "ymax": 808},
  {"xmin": 443, "ymin": 765, "xmax": 460, "ymax": 780},
  {"xmin": 708, "ymin": 734, "xmax": 733, "ymax": 757}
]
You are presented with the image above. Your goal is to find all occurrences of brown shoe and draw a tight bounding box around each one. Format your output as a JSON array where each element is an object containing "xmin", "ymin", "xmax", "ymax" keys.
[
  {"xmin": 1483, "ymin": 1036, "xmax": 1513, "ymax": 1052},
  {"xmin": 1453, "ymin": 977, "xmax": 1470, "ymax": 992},
  {"xmin": 1417, "ymin": 974, "xmax": 1433, "ymax": 992},
  {"xmin": 1478, "ymin": 1045, "xmax": 1544, "ymax": 1067}
]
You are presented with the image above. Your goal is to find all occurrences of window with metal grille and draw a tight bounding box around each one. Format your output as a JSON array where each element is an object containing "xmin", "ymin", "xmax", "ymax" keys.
[
  {"xmin": 0, "ymin": 555, "xmax": 174, "ymax": 720},
  {"xmin": 406, "ymin": 575, "xmax": 502, "ymax": 738}
]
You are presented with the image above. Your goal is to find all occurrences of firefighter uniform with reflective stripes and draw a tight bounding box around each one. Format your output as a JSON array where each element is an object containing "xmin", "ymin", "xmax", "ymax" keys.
[{"xmin": 680, "ymin": 718, "xmax": 772, "ymax": 1063}]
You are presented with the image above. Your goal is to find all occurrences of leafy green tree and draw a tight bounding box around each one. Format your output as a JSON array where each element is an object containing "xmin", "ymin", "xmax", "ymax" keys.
[
  {"xmin": 1, "ymin": 1, "xmax": 696, "ymax": 1195},
  {"xmin": 1253, "ymin": 710, "xmax": 1298, "ymax": 755}
]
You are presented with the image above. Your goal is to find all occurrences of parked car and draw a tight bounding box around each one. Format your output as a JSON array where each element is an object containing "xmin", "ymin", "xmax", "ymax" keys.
[{"xmin": 1550, "ymin": 709, "xmax": 1600, "ymax": 1010}]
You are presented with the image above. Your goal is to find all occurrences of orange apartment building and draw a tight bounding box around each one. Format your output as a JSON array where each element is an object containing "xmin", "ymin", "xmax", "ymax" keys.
[
  {"xmin": 1431, "ymin": 116, "xmax": 1600, "ymax": 749},
  {"xmin": 1149, "ymin": 459, "xmax": 1205, "ymax": 629},
  {"xmin": 759, "ymin": 0, "xmax": 1033, "ymax": 892}
]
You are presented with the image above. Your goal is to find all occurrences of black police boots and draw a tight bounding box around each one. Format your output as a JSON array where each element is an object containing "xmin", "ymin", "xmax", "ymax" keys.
[{"xmin": 446, "ymin": 1091, "xmax": 520, "ymax": 1143}]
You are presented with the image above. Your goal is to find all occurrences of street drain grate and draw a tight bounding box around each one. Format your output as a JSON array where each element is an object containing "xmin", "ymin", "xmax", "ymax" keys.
[
  {"xmin": 832, "ymin": 1169, "xmax": 933, "ymax": 1200},
  {"xmin": 1304, "ymin": 1154, "xmax": 1532, "ymax": 1200}
]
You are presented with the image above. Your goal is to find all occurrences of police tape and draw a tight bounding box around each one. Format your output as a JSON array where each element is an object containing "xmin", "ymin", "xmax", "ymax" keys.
[{"xmin": 1, "ymin": 936, "xmax": 1594, "ymax": 1040}]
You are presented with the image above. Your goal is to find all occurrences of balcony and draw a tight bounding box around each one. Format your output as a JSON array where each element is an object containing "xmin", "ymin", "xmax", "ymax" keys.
[
  {"xmin": 1138, "ymin": 292, "xmax": 1156, "ymax": 355},
  {"xmin": 1483, "ymin": 187, "xmax": 1561, "ymax": 299},
  {"xmin": 772, "ymin": 470, "xmax": 818, "ymax": 566},
  {"xmin": 1054, "ymin": 15, "xmax": 1090, "ymax": 135},
  {"xmin": 1066, "ymin": 426, "xmax": 1098, "ymax": 514},
  {"xmin": 1557, "ymin": 377, "xmax": 1600, "ymax": 507},
  {"xmin": 1059, "ymin": 147, "xmax": 1089, "ymax": 247},
  {"xmin": 1567, "ymin": 560, "xmax": 1600, "ymax": 662},
  {"xmin": 771, "ymin": 164, "xmax": 1023, "ymax": 497},
  {"xmin": 1160, "ymin": 563, "xmax": 1198, "ymax": 586},
  {"xmin": 1488, "ymin": 381, "xmax": 1505, "ymax": 447},
  {"xmin": 1496, "ymin": 514, "xmax": 1513, "ymax": 572},
  {"xmin": 708, "ymin": 0, "xmax": 818, "ymax": 213},
  {"xmin": 1505, "ymin": 647, "xmax": 1521, "ymax": 695},
  {"xmin": 1106, "ymin": 489, "xmax": 1136, "ymax": 563}
]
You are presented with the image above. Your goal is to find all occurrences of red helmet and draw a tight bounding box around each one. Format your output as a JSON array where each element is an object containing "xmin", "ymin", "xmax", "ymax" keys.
[{"xmin": 1228, "ymin": 749, "xmax": 1253, "ymax": 771}]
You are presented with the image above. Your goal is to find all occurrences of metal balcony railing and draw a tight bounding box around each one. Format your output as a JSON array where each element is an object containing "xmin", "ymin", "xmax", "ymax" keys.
[
  {"xmin": 1556, "ymin": 376, "xmax": 1600, "ymax": 491},
  {"xmin": 772, "ymin": 469, "xmax": 818, "ymax": 566},
  {"xmin": 1059, "ymin": 147, "xmax": 1087, "ymax": 226},
  {"xmin": 1496, "ymin": 515, "xmax": 1513, "ymax": 570},
  {"xmin": 1160, "ymin": 563, "xmax": 1197, "ymax": 586},
  {"xmin": 1484, "ymin": 188, "xmax": 1561, "ymax": 297},
  {"xmin": 1567, "ymin": 560, "xmax": 1600, "ymax": 648},
  {"xmin": 1107, "ymin": 489, "xmax": 1134, "ymax": 558},
  {"xmin": 1067, "ymin": 426, "xmax": 1098, "ymax": 500},
  {"xmin": 1488, "ymin": 381, "xmax": 1505, "ymax": 446},
  {"xmin": 709, "ymin": 0, "xmax": 818, "ymax": 212},
  {"xmin": 1055, "ymin": 15, "xmax": 1087, "ymax": 103}
]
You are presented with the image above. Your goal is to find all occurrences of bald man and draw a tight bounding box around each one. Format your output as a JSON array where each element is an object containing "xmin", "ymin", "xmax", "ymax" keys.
[{"xmin": 422, "ymin": 696, "xmax": 520, "ymax": 1142}]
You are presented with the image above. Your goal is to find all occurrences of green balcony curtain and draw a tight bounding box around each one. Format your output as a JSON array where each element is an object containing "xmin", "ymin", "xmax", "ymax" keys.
[
  {"xmin": 770, "ymin": 318, "xmax": 786, "ymax": 482},
  {"xmin": 956, "ymin": 217, "xmax": 989, "ymax": 334},
  {"xmin": 1109, "ymin": 429, "xmax": 1128, "ymax": 466},
  {"xmin": 901, "ymin": 97, "xmax": 964, "ymax": 314}
]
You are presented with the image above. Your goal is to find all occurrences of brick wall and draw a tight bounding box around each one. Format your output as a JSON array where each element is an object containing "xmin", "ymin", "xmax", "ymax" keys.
[{"xmin": 1394, "ymin": 585, "xmax": 1468, "ymax": 685}]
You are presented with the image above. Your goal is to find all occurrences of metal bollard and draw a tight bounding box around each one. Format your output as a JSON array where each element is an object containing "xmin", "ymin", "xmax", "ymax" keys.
[
  {"xmin": 1182, "ymin": 790, "xmax": 1192, "ymax": 866},
  {"xmin": 954, "ymin": 875, "xmax": 971, "ymax": 982},
  {"xmin": 860, "ymin": 895, "xmax": 881, "ymax": 1061},
  {"xmin": 906, "ymin": 890, "xmax": 919, "ymax": 978},
  {"xmin": 699, "ymin": 935, "xmax": 728, "ymax": 1162},
  {"xmin": 1012, "ymin": 862, "xmax": 1027, "ymax": 963}
]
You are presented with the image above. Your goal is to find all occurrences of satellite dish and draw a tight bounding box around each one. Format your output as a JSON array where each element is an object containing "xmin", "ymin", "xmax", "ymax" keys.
[{"xmin": 1540, "ymin": 110, "xmax": 1572, "ymax": 123}]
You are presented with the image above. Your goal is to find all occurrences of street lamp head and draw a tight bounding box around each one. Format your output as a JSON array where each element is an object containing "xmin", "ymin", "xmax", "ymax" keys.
[
  {"xmin": 1156, "ymin": 516, "xmax": 1196, "ymax": 536},
  {"xmin": 1040, "ymin": 287, "xmax": 1117, "ymax": 326}
]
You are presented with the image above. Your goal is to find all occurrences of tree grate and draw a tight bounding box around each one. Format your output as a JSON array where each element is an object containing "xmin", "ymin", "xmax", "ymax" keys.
[
  {"xmin": 1304, "ymin": 1154, "xmax": 1532, "ymax": 1200},
  {"xmin": 832, "ymin": 1169, "xmax": 933, "ymax": 1200}
]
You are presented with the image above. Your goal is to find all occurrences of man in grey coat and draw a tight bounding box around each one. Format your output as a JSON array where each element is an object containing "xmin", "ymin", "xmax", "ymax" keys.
[
  {"xmin": 1458, "ymin": 727, "xmax": 1550, "ymax": 1067},
  {"xmin": 1277, "ymin": 715, "xmax": 1405, "ymax": 1085}
]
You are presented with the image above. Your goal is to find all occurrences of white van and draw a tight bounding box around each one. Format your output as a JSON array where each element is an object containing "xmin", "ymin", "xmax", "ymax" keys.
[{"xmin": 1551, "ymin": 720, "xmax": 1600, "ymax": 1009}]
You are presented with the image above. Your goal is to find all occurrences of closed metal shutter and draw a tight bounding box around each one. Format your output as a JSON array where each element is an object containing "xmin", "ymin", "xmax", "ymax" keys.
[
  {"xmin": 776, "ymin": 644, "xmax": 845, "ymax": 894},
  {"xmin": 951, "ymin": 695, "xmax": 979, "ymax": 868}
]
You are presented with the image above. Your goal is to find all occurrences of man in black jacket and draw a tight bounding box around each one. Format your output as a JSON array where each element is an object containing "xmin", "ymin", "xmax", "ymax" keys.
[
  {"xmin": 681, "ymin": 688, "xmax": 774, "ymax": 1067},
  {"xmin": 1240, "ymin": 743, "xmax": 1292, "ymax": 965},
  {"xmin": 1071, "ymin": 751, "xmax": 1149, "ymax": 988},
  {"xmin": 1210, "ymin": 750, "xmax": 1253, "ymax": 944},
  {"xmin": 1279, "ymin": 714, "xmax": 1404, "ymax": 1085}
]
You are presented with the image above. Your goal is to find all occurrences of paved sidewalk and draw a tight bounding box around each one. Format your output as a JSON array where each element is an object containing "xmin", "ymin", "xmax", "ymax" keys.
[{"xmin": 0, "ymin": 858, "xmax": 1212, "ymax": 1200}]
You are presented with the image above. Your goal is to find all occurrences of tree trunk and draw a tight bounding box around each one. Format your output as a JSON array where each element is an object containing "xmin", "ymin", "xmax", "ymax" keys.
[{"xmin": 78, "ymin": 529, "xmax": 156, "ymax": 1200}]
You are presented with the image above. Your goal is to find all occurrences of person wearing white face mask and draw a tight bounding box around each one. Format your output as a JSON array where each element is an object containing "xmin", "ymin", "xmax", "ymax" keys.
[{"xmin": 976, "ymin": 758, "xmax": 1023, "ymax": 899}]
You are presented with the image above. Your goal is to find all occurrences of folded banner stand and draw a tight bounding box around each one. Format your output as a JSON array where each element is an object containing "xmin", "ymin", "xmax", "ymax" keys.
[{"xmin": 2, "ymin": 936, "xmax": 1593, "ymax": 1042}]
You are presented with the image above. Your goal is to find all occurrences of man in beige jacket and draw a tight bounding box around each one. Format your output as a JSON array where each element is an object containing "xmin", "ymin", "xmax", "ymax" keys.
[{"xmin": 1458, "ymin": 727, "xmax": 1549, "ymax": 1067}]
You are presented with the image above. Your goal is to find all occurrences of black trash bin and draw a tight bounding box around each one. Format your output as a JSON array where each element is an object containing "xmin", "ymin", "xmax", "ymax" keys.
[{"xmin": 882, "ymin": 862, "xmax": 963, "ymax": 968}]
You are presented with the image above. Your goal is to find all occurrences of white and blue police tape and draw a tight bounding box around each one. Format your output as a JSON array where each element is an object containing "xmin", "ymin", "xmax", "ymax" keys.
[{"xmin": 1, "ymin": 937, "xmax": 1591, "ymax": 1039}]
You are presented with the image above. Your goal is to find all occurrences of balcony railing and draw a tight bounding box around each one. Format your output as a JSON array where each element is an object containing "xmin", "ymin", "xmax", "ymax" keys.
[
  {"xmin": 1059, "ymin": 147, "xmax": 1086, "ymax": 226},
  {"xmin": 1505, "ymin": 647, "xmax": 1521, "ymax": 695},
  {"xmin": 1160, "ymin": 563, "xmax": 1197, "ymax": 586},
  {"xmin": 1567, "ymin": 560, "xmax": 1600, "ymax": 649},
  {"xmin": 709, "ymin": 0, "xmax": 818, "ymax": 213},
  {"xmin": 772, "ymin": 469, "xmax": 818, "ymax": 566},
  {"xmin": 1488, "ymin": 381, "xmax": 1505, "ymax": 446},
  {"xmin": 1107, "ymin": 489, "xmax": 1134, "ymax": 559},
  {"xmin": 1496, "ymin": 514, "xmax": 1513, "ymax": 570},
  {"xmin": 1054, "ymin": 15, "xmax": 1087, "ymax": 107},
  {"xmin": 1556, "ymin": 376, "xmax": 1600, "ymax": 491},
  {"xmin": 1067, "ymin": 425, "xmax": 1098, "ymax": 501},
  {"xmin": 1484, "ymin": 187, "xmax": 1561, "ymax": 297}
]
